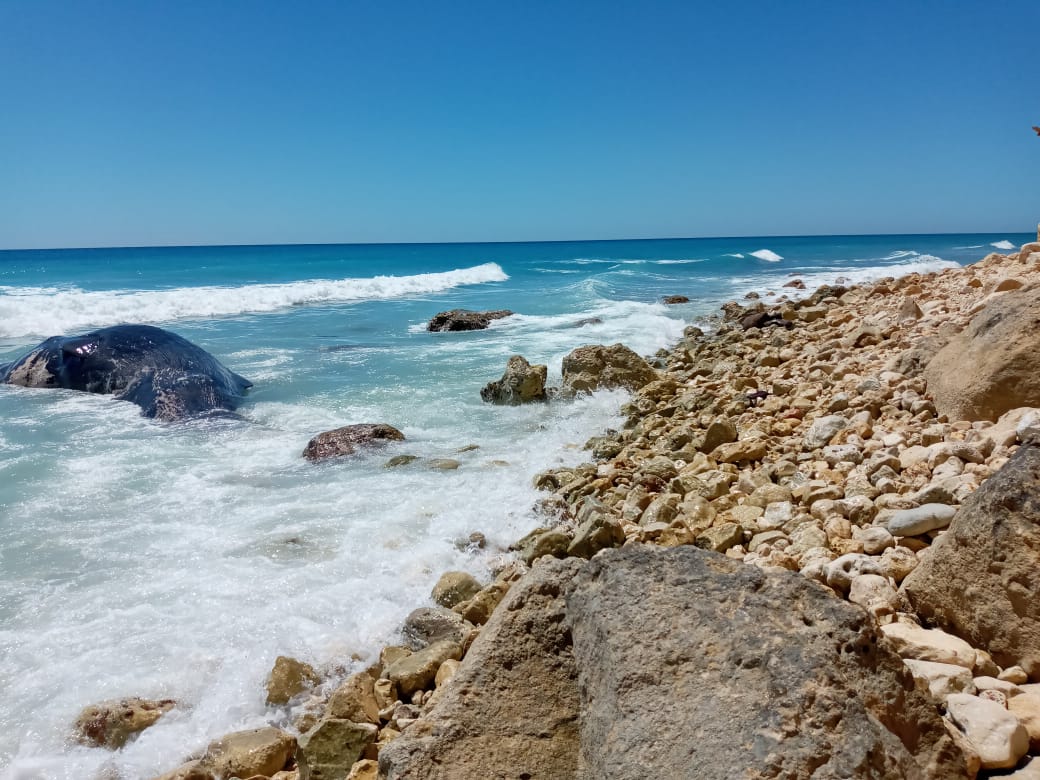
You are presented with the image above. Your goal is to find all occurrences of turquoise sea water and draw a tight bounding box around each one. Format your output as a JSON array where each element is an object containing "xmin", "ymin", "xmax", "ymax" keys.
[{"xmin": 0, "ymin": 233, "xmax": 1031, "ymax": 778}]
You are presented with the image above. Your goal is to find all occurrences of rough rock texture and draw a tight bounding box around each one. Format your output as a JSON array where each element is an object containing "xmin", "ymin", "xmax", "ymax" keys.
[
  {"xmin": 379, "ymin": 558, "xmax": 583, "ymax": 780},
  {"xmin": 427, "ymin": 309, "xmax": 513, "ymax": 332},
  {"xmin": 266, "ymin": 655, "xmax": 319, "ymax": 705},
  {"xmin": 155, "ymin": 727, "xmax": 296, "ymax": 780},
  {"xmin": 297, "ymin": 718, "xmax": 378, "ymax": 780},
  {"xmin": 564, "ymin": 546, "xmax": 966, "ymax": 780},
  {"xmin": 923, "ymin": 284, "xmax": 1040, "ymax": 421},
  {"xmin": 479, "ymin": 355, "xmax": 548, "ymax": 405},
  {"xmin": 303, "ymin": 423, "xmax": 405, "ymax": 461},
  {"xmin": 431, "ymin": 571, "xmax": 482, "ymax": 608},
  {"xmin": 73, "ymin": 697, "xmax": 175, "ymax": 749},
  {"xmin": 903, "ymin": 443, "xmax": 1040, "ymax": 678},
  {"xmin": 560, "ymin": 344, "xmax": 658, "ymax": 396}
]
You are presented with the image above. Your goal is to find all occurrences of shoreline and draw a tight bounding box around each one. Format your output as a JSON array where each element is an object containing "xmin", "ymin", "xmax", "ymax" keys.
[{"xmin": 77, "ymin": 235, "xmax": 1040, "ymax": 778}]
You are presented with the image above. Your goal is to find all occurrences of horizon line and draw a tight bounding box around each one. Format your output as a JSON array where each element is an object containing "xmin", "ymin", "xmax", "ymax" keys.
[{"xmin": 0, "ymin": 228, "xmax": 1032, "ymax": 253}]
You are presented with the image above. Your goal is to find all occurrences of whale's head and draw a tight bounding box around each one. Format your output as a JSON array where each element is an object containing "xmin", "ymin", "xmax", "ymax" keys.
[{"xmin": 1, "ymin": 333, "xmax": 125, "ymax": 394}]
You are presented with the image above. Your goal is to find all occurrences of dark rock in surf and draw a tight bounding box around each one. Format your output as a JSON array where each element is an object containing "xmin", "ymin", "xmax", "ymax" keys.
[
  {"xmin": 427, "ymin": 309, "xmax": 513, "ymax": 332},
  {"xmin": 662, "ymin": 295, "xmax": 689, "ymax": 304},
  {"xmin": 0, "ymin": 324, "xmax": 252, "ymax": 421},
  {"xmin": 480, "ymin": 355, "xmax": 547, "ymax": 405},
  {"xmin": 303, "ymin": 423, "xmax": 405, "ymax": 461}
]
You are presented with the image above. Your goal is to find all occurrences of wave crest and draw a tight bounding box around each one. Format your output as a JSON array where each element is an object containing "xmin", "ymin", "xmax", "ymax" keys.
[
  {"xmin": 0, "ymin": 263, "xmax": 509, "ymax": 338},
  {"xmin": 750, "ymin": 249, "xmax": 783, "ymax": 262}
]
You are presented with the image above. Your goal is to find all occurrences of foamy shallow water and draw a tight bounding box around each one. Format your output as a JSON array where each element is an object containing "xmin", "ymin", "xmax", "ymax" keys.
[{"xmin": 0, "ymin": 234, "xmax": 1029, "ymax": 777}]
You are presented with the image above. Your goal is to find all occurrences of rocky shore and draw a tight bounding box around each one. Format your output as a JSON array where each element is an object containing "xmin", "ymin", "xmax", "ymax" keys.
[{"xmin": 91, "ymin": 235, "xmax": 1040, "ymax": 779}]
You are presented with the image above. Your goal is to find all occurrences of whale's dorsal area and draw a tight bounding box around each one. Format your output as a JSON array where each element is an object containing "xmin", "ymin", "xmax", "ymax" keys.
[{"xmin": 0, "ymin": 324, "xmax": 252, "ymax": 421}]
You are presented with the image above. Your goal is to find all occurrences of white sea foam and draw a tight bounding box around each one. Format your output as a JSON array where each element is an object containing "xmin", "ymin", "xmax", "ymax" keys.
[
  {"xmin": 742, "ymin": 255, "xmax": 959, "ymax": 300},
  {"xmin": 953, "ymin": 245, "xmax": 983, "ymax": 249},
  {"xmin": 991, "ymin": 240, "xmax": 1016, "ymax": 250},
  {"xmin": 723, "ymin": 253, "xmax": 745, "ymax": 258},
  {"xmin": 654, "ymin": 258, "xmax": 706, "ymax": 265},
  {"xmin": 0, "ymin": 263, "xmax": 509, "ymax": 338},
  {"xmin": 750, "ymin": 249, "xmax": 783, "ymax": 262},
  {"xmin": 878, "ymin": 250, "xmax": 918, "ymax": 261}
]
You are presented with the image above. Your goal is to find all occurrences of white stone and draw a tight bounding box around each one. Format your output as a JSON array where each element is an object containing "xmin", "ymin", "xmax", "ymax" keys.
[
  {"xmin": 803, "ymin": 415, "xmax": 848, "ymax": 450},
  {"xmin": 885, "ymin": 503, "xmax": 957, "ymax": 536},
  {"xmin": 903, "ymin": 659, "xmax": 976, "ymax": 699},
  {"xmin": 880, "ymin": 622, "xmax": 976, "ymax": 668},
  {"xmin": 823, "ymin": 553, "xmax": 882, "ymax": 593},
  {"xmin": 974, "ymin": 676, "xmax": 1023, "ymax": 698},
  {"xmin": 946, "ymin": 693, "xmax": 1029, "ymax": 769},
  {"xmin": 848, "ymin": 574, "xmax": 898, "ymax": 619},
  {"xmin": 857, "ymin": 526, "xmax": 894, "ymax": 555}
]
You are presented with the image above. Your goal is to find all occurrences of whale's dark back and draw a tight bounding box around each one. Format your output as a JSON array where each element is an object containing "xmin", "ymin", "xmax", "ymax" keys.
[{"xmin": 0, "ymin": 324, "xmax": 252, "ymax": 420}]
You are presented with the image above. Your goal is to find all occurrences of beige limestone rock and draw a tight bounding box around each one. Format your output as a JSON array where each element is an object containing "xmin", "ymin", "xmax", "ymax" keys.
[
  {"xmin": 903, "ymin": 659, "xmax": 976, "ymax": 699},
  {"xmin": 431, "ymin": 571, "xmax": 481, "ymax": 609},
  {"xmin": 881, "ymin": 623, "xmax": 976, "ymax": 668},
  {"xmin": 267, "ymin": 656, "xmax": 319, "ymax": 706},
  {"xmin": 379, "ymin": 558, "xmax": 584, "ymax": 780},
  {"xmin": 924, "ymin": 285, "xmax": 1040, "ymax": 421},
  {"xmin": 1009, "ymin": 693, "xmax": 1040, "ymax": 750},
  {"xmin": 345, "ymin": 759, "xmax": 379, "ymax": 780},
  {"xmin": 479, "ymin": 355, "xmax": 547, "ymax": 405},
  {"xmin": 946, "ymin": 693, "xmax": 1029, "ymax": 770},
  {"xmin": 326, "ymin": 672, "xmax": 381, "ymax": 724},
  {"xmin": 73, "ymin": 697, "xmax": 175, "ymax": 749},
  {"xmin": 560, "ymin": 343, "xmax": 658, "ymax": 395},
  {"xmin": 298, "ymin": 718, "xmax": 378, "ymax": 780},
  {"xmin": 848, "ymin": 573, "xmax": 899, "ymax": 619},
  {"xmin": 384, "ymin": 639, "xmax": 462, "ymax": 697},
  {"xmin": 195, "ymin": 727, "xmax": 296, "ymax": 779},
  {"xmin": 902, "ymin": 443, "xmax": 1040, "ymax": 678}
]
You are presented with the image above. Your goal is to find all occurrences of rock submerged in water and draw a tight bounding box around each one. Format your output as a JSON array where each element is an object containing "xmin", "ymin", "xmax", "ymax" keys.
[
  {"xmin": 74, "ymin": 697, "xmax": 175, "ymax": 749},
  {"xmin": 303, "ymin": 423, "xmax": 405, "ymax": 461},
  {"xmin": 559, "ymin": 343, "xmax": 658, "ymax": 396},
  {"xmin": 661, "ymin": 295, "xmax": 689, "ymax": 304},
  {"xmin": 480, "ymin": 355, "xmax": 547, "ymax": 405},
  {"xmin": 427, "ymin": 309, "xmax": 513, "ymax": 332}
]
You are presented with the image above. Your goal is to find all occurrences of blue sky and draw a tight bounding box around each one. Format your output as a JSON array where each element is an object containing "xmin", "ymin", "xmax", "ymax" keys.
[{"xmin": 0, "ymin": 0, "xmax": 1036, "ymax": 248}]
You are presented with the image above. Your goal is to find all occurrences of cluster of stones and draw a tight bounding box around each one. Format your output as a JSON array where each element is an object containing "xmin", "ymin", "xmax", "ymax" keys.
[
  {"xmin": 74, "ymin": 236, "xmax": 1040, "ymax": 779},
  {"xmin": 512, "ymin": 238, "xmax": 1040, "ymax": 776}
]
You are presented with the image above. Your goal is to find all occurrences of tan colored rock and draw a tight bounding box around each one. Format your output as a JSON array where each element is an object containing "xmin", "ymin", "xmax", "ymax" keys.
[
  {"xmin": 1008, "ymin": 693, "xmax": 1040, "ymax": 750},
  {"xmin": 903, "ymin": 659, "xmax": 976, "ymax": 699},
  {"xmin": 327, "ymin": 672, "xmax": 380, "ymax": 724},
  {"xmin": 196, "ymin": 727, "xmax": 296, "ymax": 779},
  {"xmin": 380, "ymin": 558, "xmax": 584, "ymax": 780},
  {"xmin": 902, "ymin": 443, "xmax": 1040, "ymax": 678},
  {"xmin": 946, "ymin": 693, "xmax": 1029, "ymax": 770},
  {"xmin": 880, "ymin": 622, "xmax": 976, "ymax": 668},
  {"xmin": 73, "ymin": 696, "xmax": 175, "ymax": 749},
  {"xmin": 298, "ymin": 718, "xmax": 378, "ymax": 780},
  {"xmin": 431, "ymin": 571, "xmax": 481, "ymax": 609},
  {"xmin": 924, "ymin": 285, "xmax": 1040, "ymax": 421},
  {"xmin": 710, "ymin": 439, "xmax": 767, "ymax": 464},
  {"xmin": 560, "ymin": 343, "xmax": 658, "ymax": 395},
  {"xmin": 848, "ymin": 573, "xmax": 899, "ymax": 619},
  {"xmin": 346, "ymin": 759, "xmax": 380, "ymax": 780},
  {"xmin": 384, "ymin": 639, "xmax": 462, "ymax": 697},
  {"xmin": 267, "ymin": 655, "xmax": 319, "ymax": 705},
  {"xmin": 479, "ymin": 355, "xmax": 547, "ymax": 405}
]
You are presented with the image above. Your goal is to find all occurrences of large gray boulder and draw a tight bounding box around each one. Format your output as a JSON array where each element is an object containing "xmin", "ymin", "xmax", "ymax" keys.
[
  {"xmin": 923, "ymin": 285, "xmax": 1040, "ymax": 421},
  {"xmin": 565, "ymin": 546, "xmax": 966, "ymax": 780},
  {"xmin": 379, "ymin": 558, "xmax": 583, "ymax": 780},
  {"xmin": 902, "ymin": 442, "xmax": 1040, "ymax": 678},
  {"xmin": 480, "ymin": 355, "xmax": 548, "ymax": 405},
  {"xmin": 559, "ymin": 343, "xmax": 658, "ymax": 396}
]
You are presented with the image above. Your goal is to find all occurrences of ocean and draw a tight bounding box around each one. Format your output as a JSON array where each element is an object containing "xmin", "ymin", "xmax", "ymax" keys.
[{"xmin": 0, "ymin": 233, "xmax": 1029, "ymax": 778}]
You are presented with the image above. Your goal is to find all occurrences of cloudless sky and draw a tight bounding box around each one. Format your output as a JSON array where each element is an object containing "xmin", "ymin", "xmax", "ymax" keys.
[{"xmin": 0, "ymin": 0, "xmax": 1037, "ymax": 248}]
